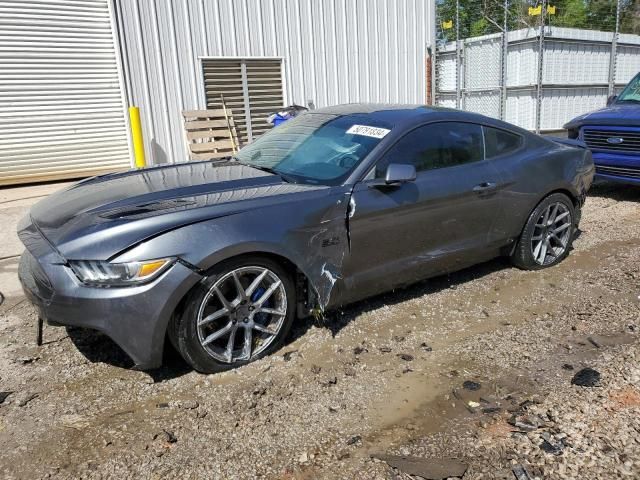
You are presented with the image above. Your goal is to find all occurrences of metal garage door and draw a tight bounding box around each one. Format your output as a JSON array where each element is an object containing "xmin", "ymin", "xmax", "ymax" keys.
[
  {"xmin": 202, "ymin": 58, "xmax": 284, "ymax": 145},
  {"xmin": 0, "ymin": 0, "xmax": 131, "ymax": 186}
]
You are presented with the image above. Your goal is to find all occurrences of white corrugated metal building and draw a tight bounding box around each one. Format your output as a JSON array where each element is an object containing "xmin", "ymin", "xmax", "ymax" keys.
[{"xmin": 0, "ymin": 0, "xmax": 435, "ymax": 186}]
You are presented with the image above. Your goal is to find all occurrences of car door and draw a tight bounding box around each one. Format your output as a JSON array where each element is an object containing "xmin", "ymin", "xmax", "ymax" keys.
[{"xmin": 341, "ymin": 121, "xmax": 505, "ymax": 301}]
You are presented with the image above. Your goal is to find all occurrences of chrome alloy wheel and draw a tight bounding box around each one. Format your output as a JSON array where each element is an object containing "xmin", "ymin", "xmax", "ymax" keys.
[
  {"xmin": 530, "ymin": 202, "xmax": 572, "ymax": 266},
  {"xmin": 196, "ymin": 266, "xmax": 287, "ymax": 363}
]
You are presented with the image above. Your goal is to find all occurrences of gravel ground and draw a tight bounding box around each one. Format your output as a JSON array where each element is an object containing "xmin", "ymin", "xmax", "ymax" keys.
[{"xmin": 0, "ymin": 182, "xmax": 638, "ymax": 479}]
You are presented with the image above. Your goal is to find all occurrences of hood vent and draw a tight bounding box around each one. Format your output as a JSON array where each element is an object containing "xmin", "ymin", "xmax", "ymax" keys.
[{"xmin": 99, "ymin": 199, "xmax": 197, "ymax": 220}]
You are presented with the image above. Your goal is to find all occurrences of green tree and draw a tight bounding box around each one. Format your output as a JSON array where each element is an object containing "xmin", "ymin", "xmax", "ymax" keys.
[
  {"xmin": 619, "ymin": 0, "xmax": 640, "ymax": 34},
  {"xmin": 437, "ymin": 0, "xmax": 521, "ymax": 41},
  {"xmin": 551, "ymin": 0, "xmax": 588, "ymax": 29},
  {"xmin": 436, "ymin": 0, "xmax": 639, "ymax": 42}
]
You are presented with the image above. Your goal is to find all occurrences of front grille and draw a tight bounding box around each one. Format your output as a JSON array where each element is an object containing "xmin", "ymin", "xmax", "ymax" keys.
[
  {"xmin": 582, "ymin": 128, "xmax": 640, "ymax": 153},
  {"xmin": 595, "ymin": 165, "xmax": 640, "ymax": 179}
]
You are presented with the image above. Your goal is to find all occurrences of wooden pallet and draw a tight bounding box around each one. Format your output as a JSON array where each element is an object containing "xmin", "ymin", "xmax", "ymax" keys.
[{"xmin": 182, "ymin": 105, "xmax": 240, "ymax": 161}]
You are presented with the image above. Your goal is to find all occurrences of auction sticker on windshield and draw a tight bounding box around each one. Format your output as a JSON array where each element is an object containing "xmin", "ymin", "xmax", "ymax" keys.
[{"xmin": 346, "ymin": 124, "xmax": 391, "ymax": 139}]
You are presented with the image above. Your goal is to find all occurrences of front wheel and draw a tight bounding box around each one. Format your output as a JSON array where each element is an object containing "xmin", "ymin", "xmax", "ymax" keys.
[
  {"xmin": 173, "ymin": 256, "xmax": 296, "ymax": 373},
  {"xmin": 511, "ymin": 193, "xmax": 575, "ymax": 270}
]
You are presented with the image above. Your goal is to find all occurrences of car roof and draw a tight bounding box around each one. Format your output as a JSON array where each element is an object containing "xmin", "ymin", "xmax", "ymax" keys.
[
  {"xmin": 309, "ymin": 103, "xmax": 528, "ymax": 134},
  {"xmin": 311, "ymin": 103, "xmax": 449, "ymax": 124}
]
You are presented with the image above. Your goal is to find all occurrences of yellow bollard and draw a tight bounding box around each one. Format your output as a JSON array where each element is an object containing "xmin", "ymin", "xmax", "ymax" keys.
[{"xmin": 128, "ymin": 106, "xmax": 146, "ymax": 168}]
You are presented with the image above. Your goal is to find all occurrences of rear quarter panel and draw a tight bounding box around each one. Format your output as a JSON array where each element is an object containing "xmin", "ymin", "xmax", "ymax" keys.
[{"xmin": 490, "ymin": 138, "xmax": 591, "ymax": 241}]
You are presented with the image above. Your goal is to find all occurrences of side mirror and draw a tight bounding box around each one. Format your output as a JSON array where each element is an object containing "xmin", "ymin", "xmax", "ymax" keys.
[
  {"xmin": 606, "ymin": 95, "xmax": 617, "ymax": 106},
  {"xmin": 385, "ymin": 163, "xmax": 416, "ymax": 184},
  {"xmin": 370, "ymin": 163, "xmax": 416, "ymax": 188}
]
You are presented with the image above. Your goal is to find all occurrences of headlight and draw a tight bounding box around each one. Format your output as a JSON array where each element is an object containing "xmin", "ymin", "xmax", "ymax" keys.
[{"xmin": 69, "ymin": 258, "xmax": 174, "ymax": 286}]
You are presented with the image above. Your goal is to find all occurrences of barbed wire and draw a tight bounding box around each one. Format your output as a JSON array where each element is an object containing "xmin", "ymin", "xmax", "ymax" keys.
[{"xmin": 436, "ymin": 0, "xmax": 639, "ymax": 44}]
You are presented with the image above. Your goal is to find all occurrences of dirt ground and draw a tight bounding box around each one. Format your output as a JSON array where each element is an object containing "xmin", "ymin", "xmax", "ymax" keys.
[{"xmin": 0, "ymin": 181, "xmax": 638, "ymax": 480}]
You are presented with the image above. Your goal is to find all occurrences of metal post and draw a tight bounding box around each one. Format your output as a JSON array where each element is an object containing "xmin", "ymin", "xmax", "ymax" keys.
[
  {"xmin": 431, "ymin": 44, "xmax": 438, "ymax": 106},
  {"xmin": 500, "ymin": 0, "xmax": 509, "ymax": 120},
  {"xmin": 240, "ymin": 60, "xmax": 253, "ymax": 142},
  {"xmin": 608, "ymin": 0, "xmax": 622, "ymax": 97},
  {"xmin": 455, "ymin": 0, "xmax": 461, "ymax": 109},
  {"xmin": 430, "ymin": 0, "xmax": 438, "ymax": 107},
  {"xmin": 460, "ymin": 42, "xmax": 466, "ymax": 109},
  {"xmin": 535, "ymin": 0, "xmax": 546, "ymax": 134},
  {"xmin": 129, "ymin": 106, "xmax": 146, "ymax": 168},
  {"xmin": 426, "ymin": 46, "xmax": 433, "ymax": 105}
]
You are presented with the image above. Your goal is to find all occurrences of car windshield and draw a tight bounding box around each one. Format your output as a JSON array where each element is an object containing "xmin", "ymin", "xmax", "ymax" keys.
[
  {"xmin": 616, "ymin": 74, "xmax": 640, "ymax": 103},
  {"xmin": 233, "ymin": 113, "xmax": 391, "ymax": 185}
]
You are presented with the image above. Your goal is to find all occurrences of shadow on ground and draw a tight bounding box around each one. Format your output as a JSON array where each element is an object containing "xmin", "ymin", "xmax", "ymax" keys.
[
  {"xmin": 590, "ymin": 181, "xmax": 640, "ymax": 202},
  {"xmin": 292, "ymin": 256, "xmax": 513, "ymax": 340},
  {"xmin": 65, "ymin": 257, "xmax": 513, "ymax": 380},
  {"xmin": 66, "ymin": 326, "xmax": 191, "ymax": 382}
]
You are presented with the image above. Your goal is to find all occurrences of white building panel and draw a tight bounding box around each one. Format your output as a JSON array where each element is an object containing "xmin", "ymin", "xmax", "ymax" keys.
[
  {"xmin": 540, "ymin": 87, "xmax": 609, "ymax": 131},
  {"xmin": 506, "ymin": 89, "xmax": 536, "ymax": 130},
  {"xmin": 436, "ymin": 52, "xmax": 457, "ymax": 92},
  {"xmin": 506, "ymin": 40, "xmax": 539, "ymax": 87},
  {"xmin": 465, "ymin": 38, "xmax": 501, "ymax": 90},
  {"xmin": 543, "ymin": 40, "xmax": 611, "ymax": 85},
  {"xmin": 615, "ymin": 45, "xmax": 640, "ymax": 84},
  {"xmin": 115, "ymin": 0, "xmax": 435, "ymax": 166},
  {"xmin": 464, "ymin": 91, "xmax": 501, "ymax": 119}
]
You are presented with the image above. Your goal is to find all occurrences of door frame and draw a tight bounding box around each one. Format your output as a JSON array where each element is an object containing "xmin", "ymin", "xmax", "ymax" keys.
[{"xmin": 346, "ymin": 119, "xmax": 496, "ymax": 185}]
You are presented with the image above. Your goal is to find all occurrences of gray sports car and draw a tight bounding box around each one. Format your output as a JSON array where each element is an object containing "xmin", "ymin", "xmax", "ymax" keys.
[{"xmin": 18, "ymin": 105, "xmax": 594, "ymax": 373}]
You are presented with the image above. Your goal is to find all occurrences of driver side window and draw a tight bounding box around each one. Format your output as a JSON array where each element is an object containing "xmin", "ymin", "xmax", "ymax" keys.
[{"xmin": 375, "ymin": 122, "xmax": 484, "ymax": 178}]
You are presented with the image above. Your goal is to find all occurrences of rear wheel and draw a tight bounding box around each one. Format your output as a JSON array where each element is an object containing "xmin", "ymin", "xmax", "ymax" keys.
[
  {"xmin": 511, "ymin": 193, "xmax": 575, "ymax": 270},
  {"xmin": 173, "ymin": 256, "xmax": 296, "ymax": 373}
]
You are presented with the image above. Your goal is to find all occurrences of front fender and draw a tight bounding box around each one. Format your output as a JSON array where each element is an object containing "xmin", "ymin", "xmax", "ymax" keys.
[{"xmin": 113, "ymin": 188, "xmax": 352, "ymax": 310}]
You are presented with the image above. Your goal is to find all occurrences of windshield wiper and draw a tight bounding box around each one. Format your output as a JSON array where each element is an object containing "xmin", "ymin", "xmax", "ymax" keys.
[
  {"xmin": 233, "ymin": 160, "xmax": 298, "ymax": 184},
  {"xmin": 617, "ymin": 98, "xmax": 640, "ymax": 103}
]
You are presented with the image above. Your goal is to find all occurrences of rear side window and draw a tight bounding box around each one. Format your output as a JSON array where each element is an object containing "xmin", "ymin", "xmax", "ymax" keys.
[
  {"xmin": 484, "ymin": 127, "xmax": 522, "ymax": 159},
  {"xmin": 376, "ymin": 122, "xmax": 484, "ymax": 176}
]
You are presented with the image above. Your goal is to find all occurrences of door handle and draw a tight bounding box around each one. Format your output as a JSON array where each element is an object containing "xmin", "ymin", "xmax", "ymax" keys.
[{"xmin": 472, "ymin": 182, "xmax": 497, "ymax": 193}]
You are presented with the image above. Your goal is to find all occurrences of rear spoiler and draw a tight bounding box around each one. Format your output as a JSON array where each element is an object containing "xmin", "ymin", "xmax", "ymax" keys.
[{"xmin": 546, "ymin": 137, "xmax": 588, "ymax": 149}]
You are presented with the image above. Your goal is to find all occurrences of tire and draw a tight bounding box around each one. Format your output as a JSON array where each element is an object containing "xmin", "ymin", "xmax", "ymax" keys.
[
  {"xmin": 173, "ymin": 256, "xmax": 296, "ymax": 373},
  {"xmin": 511, "ymin": 193, "xmax": 576, "ymax": 270}
]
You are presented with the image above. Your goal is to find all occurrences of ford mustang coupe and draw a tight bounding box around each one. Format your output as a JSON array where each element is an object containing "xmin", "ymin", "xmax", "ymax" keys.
[{"xmin": 18, "ymin": 105, "xmax": 594, "ymax": 373}]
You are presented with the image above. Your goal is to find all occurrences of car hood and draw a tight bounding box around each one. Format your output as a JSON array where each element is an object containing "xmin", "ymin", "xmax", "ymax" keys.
[
  {"xmin": 26, "ymin": 160, "xmax": 326, "ymax": 260},
  {"xmin": 564, "ymin": 103, "xmax": 640, "ymax": 129}
]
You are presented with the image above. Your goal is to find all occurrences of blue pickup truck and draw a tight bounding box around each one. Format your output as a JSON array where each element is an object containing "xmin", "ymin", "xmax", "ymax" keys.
[{"xmin": 564, "ymin": 72, "xmax": 640, "ymax": 185}]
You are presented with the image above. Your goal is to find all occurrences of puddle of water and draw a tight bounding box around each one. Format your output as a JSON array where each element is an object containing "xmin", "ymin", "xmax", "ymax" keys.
[{"xmin": 299, "ymin": 238, "xmax": 640, "ymax": 473}]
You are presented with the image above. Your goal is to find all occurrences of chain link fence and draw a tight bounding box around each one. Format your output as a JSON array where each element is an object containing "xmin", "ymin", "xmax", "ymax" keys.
[{"xmin": 432, "ymin": 0, "xmax": 640, "ymax": 132}]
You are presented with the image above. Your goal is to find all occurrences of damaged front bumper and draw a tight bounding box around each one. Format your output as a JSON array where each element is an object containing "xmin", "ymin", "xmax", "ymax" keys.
[{"xmin": 18, "ymin": 221, "xmax": 202, "ymax": 370}]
